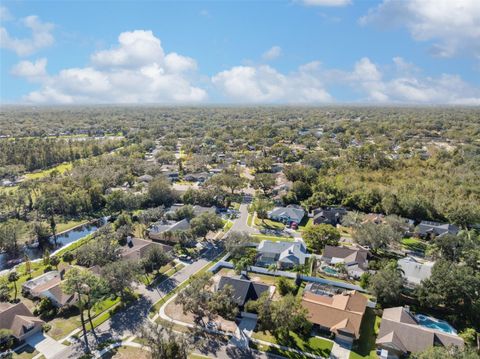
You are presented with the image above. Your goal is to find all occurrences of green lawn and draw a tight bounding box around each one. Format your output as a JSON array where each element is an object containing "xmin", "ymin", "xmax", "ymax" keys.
[
  {"xmin": 251, "ymin": 234, "xmax": 294, "ymax": 242},
  {"xmin": 24, "ymin": 162, "xmax": 73, "ymax": 180},
  {"xmin": 401, "ymin": 237, "xmax": 428, "ymax": 252},
  {"xmin": 254, "ymin": 217, "xmax": 285, "ymax": 230},
  {"xmin": 349, "ymin": 308, "xmax": 382, "ymax": 359},
  {"xmin": 247, "ymin": 214, "xmax": 254, "ymax": 227},
  {"xmin": 12, "ymin": 344, "xmax": 38, "ymax": 359},
  {"xmin": 252, "ymin": 330, "xmax": 333, "ymax": 357},
  {"xmin": 298, "ymin": 218, "xmax": 313, "ymax": 231},
  {"xmin": 223, "ymin": 220, "xmax": 234, "ymax": 232},
  {"xmin": 55, "ymin": 218, "xmax": 90, "ymax": 233}
]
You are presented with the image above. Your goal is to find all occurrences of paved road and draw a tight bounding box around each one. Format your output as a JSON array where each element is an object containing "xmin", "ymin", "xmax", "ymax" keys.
[
  {"xmin": 230, "ymin": 199, "xmax": 259, "ymax": 235},
  {"xmin": 52, "ymin": 246, "xmax": 222, "ymax": 359}
]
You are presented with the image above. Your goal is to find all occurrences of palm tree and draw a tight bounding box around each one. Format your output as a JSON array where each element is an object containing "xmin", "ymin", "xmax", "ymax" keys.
[
  {"xmin": 8, "ymin": 271, "xmax": 19, "ymax": 301},
  {"xmin": 267, "ymin": 263, "xmax": 278, "ymax": 273}
]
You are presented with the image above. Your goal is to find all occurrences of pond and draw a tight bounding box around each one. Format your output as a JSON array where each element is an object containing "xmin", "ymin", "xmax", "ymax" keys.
[{"xmin": 0, "ymin": 217, "xmax": 107, "ymax": 271}]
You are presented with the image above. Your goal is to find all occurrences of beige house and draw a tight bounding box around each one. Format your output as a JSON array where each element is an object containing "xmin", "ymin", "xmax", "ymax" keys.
[
  {"xmin": 22, "ymin": 269, "xmax": 77, "ymax": 308},
  {"xmin": 0, "ymin": 302, "xmax": 44, "ymax": 341},
  {"xmin": 301, "ymin": 284, "xmax": 368, "ymax": 344},
  {"xmin": 376, "ymin": 307, "xmax": 463, "ymax": 358}
]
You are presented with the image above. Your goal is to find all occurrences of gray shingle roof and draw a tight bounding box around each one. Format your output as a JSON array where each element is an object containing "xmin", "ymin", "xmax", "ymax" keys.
[{"xmin": 217, "ymin": 276, "xmax": 270, "ymax": 306}]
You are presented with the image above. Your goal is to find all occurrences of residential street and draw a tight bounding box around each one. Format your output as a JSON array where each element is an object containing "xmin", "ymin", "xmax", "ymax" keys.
[
  {"xmin": 51, "ymin": 246, "xmax": 222, "ymax": 359},
  {"xmin": 230, "ymin": 198, "xmax": 259, "ymax": 235}
]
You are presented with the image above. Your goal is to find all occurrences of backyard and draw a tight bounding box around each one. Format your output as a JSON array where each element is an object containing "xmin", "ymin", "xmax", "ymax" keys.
[
  {"xmin": 252, "ymin": 330, "xmax": 333, "ymax": 358},
  {"xmin": 349, "ymin": 308, "xmax": 382, "ymax": 359}
]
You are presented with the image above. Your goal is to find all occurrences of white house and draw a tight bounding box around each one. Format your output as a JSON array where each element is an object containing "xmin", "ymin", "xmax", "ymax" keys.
[
  {"xmin": 397, "ymin": 256, "xmax": 434, "ymax": 286},
  {"xmin": 268, "ymin": 205, "xmax": 305, "ymax": 225},
  {"xmin": 257, "ymin": 240, "xmax": 308, "ymax": 268}
]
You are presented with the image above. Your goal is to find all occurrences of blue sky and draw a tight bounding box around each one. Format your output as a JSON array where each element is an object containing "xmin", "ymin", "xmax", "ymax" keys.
[{"xmin": 1, "ymin": 0, "xmax": 479, "ymax": 104}]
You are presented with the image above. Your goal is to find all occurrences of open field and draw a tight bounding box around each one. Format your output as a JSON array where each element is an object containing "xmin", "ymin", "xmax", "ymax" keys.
[{"xmin": 24, "ymin": 162, "xmax": 73, "ymax": 180}]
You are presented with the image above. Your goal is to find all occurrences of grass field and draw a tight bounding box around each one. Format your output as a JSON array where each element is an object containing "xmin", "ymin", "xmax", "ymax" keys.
[
  {"xmin": 254, "ymin": 217, "xmax": 285, "ymax": 230},
  {"xmin": 24, "ymin": 162, "xmax": 73, "ymax": 180},
  {"xmin": 252, "ymin": 331, "xmax": 333, "ymax": 357},
  {"xmin": 251, "ymin": 234, "xmax": 294, "ymax": 242},
  {"xmin": 401, "ymin": 237, "xmax": 428, "ymax": 252}
]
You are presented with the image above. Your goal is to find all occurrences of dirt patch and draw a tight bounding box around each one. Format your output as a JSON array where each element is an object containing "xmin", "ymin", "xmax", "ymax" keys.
[
  {"xmin": 165, "ymin": 300, "xmax": 237, "ymax": 333},
  {"xmin": 103, "ymin": 346, "xmax": 149, "ymax": 359}
]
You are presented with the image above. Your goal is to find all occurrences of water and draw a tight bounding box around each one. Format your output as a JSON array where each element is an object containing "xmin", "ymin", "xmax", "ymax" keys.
[
  {"xmin": 0, "ymin": 217, "xmax": 107, "ymax": 271},
  {"xmin": 415, "ymin": 314, "xmax": 457, "ymax": 335},
  {"xmin": 323, "ymin": 266, "xmax": 339, "ymax": 276}
]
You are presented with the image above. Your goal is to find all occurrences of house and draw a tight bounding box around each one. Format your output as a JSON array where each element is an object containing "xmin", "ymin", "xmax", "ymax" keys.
[
  {"xmin": 148, "ymin": 218, "xmax": 191, "ymax": 242},
  {"xmin": 301, "ymin": 284, "xmax": 368, "ymax": 344},
  {"xmin": 216, "ymin": 275, "xmax": 271, "ymax": 310},
  {"xmin": 256, "ymin": 240, "xmax": 308, "ymax": 269},
  {"xmin": 138, "ymin": 174, "xmax": 153, "ymax": 183},
  {"xmin": 397, "ymin": 256, "xmax": 434, "ymax": 286},
  {"xmin": 416, "ymin": 221, "xmax": 459, "ymax": 238},
  {"xmin": 376, "ymin": 307, "xmax": 463, "ymax": 358},
  {"xmin": 164, "ymin": 171, "xmax": 179, "ymax": 182},
  {"xmin": 268, "ymin": 205, "xmax": 305, "ymax": 225},
  {"xmin": 313, "ymin": 207, "xmax": 348, "ymax": 226},
  {"xmin": 184, "ymin": 172, "xmax": 209, "ymax": 183},
  {"xmin": 121, "ymin": 237, "xmax": 172, "ymax": 261},
  {"xmin": 0, "ymin": 302, "xmax": 45, "ymax": 341},
  {"xmin": 22, "ymin": 269, "xmax": 77, "ymax": 308},
  {"xmin": 321, "ymin": 245, "xmax": 369, "ymax": 278}
]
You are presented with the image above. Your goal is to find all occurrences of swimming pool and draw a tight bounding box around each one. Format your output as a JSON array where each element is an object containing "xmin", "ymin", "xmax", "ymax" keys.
[
  {"xmin": 415, "ymin": 314, "xmax": 457, "ymax": 335},
  {"xmin": 322, "ymin": 266, "xmax": 339, "ymax": 276}
]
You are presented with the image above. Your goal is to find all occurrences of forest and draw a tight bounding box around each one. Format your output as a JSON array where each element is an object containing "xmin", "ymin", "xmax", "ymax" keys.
[{"xmin": 0, "ymin": 106, "xmax": 479, "ymax": 253}]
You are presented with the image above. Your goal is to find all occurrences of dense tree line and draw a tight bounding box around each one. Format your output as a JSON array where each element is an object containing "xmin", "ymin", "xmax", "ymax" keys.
[{"xmin": 0, "ymin": 137, "xmax": 124, "ymax": 175}]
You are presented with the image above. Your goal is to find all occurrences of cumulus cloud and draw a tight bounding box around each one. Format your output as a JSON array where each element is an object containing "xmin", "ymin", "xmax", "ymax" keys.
[
  {"xmin": 262, "ymin": 46, "xmax": 282, "ymax": 61},
  {"xmin": 212, "ymin": 62, "xmax": 332, "ymax": 103},
  {"xmin": 0, "ymin": 13, "xmax": 54, "ymax": 56},
  {"xmin": 19, "ymin": 30, "xmax": 207, "ymax": 104},
  {"xmin": 299, "ymin": 0, "xmax": 351, "ymax": 7},
  {"xmin": 340, "ymin": 57, "xmax": 480, "ymax": 104},
  {"xmin": 212, "ymin": 55, "xmax": 480, "ymax": 104},
  {"xmin": 11, "ymin": 58, "xmax": 47, "ymax": 81},
  {"xmin": 360, "ymin": 0, "xmax": 480, "ymax": 58}
]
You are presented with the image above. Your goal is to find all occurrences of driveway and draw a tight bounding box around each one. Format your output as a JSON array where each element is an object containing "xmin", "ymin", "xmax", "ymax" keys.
[
  {"xmin": 230, "ymin": 201, "xmax": 259, "ymax": 235},
  {"xmin": 25, "ymin": 332, "xmax": 67, "ymax": 359},
  {"xmin": 229, "ymin": 316, "xmax": 257, "ymax": 350},
  {"xmin": 330, "ymin": 339, "xmax": 352, "ymax": 359}
]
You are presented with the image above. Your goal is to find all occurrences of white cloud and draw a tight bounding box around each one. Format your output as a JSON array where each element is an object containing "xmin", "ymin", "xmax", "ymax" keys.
[
  {"xmin": 20, "ymin": 30, "xmax": 207, "ymax": 104},
  {"xmin": 340, "ymin": 57, "xmax": 480, "ymax": 104},
  {"xmin": 299, "ymin": 0, "xmax": 351, "ymax": 7},
  {"xmin": 262, "ymin": 46, "xmax": 282, "ymax": 61},
  {"xmin": 11, "ymin": 58, "xmax": 47, "ymax": 80},
  {"xmin": 0, "ymin": 14, "xmax": 54, "ymax": 56},
  {"xmin": 91, "ymin": 30, "xmax": 164, "ymax": 68},
  {"xmin": 0, "ymin": 6, "xmax": 12, "ymax": 21},
  {"xmin": 360, "ymin": 0, "xmax": 480, "ymax": 59},
  {"xmin": 212, "ymin": 62, "xmax": 332, "ymax": 103},
  {"xmin": 164, "ymin": 52, "xmax": 197, "ymax": 73}
]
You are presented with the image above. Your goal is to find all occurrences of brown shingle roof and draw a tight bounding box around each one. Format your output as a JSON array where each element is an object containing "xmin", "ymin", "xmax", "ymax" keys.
[
  {"xmin": 376, "ymin": 307, "xmax": 464, "ymax": 354},
  {"xmin": 0, "ymin": 302, "xmax": 44, "ymax": 339},
  {"xmin": 301, "ymin": 290, "xmax": 367, "ymax": 338},
  {"xmin": 121, "ymin": 237, "xmax": 172, "ymax": 260}
]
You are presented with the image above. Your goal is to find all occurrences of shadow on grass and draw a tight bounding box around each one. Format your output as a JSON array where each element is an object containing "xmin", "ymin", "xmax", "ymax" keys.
[{"xmin": 350, "ymin": 308, "xmax": 379, "ymax": 359}]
